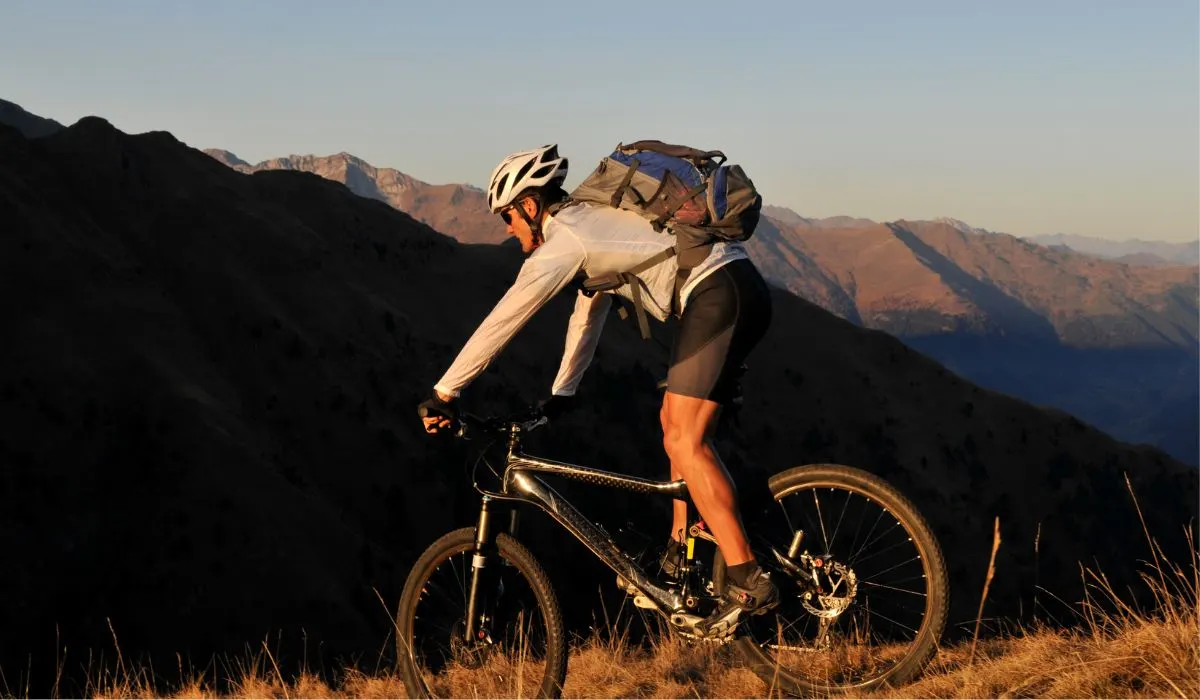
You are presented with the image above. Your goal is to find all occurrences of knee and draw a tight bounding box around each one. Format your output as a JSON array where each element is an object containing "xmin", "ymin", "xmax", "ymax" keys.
[{"xmin": 662, "ymin": 417, "xmax": 703, "ymax": 464}]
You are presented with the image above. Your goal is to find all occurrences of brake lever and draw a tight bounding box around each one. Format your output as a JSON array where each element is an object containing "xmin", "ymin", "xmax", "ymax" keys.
[
  {"xmin": 455, "ymin": 413, "xmax": 490, "ymax": 440},
  {"xmin": 519, "ymin": 415, "xmax": 549, "ymax": 433}
]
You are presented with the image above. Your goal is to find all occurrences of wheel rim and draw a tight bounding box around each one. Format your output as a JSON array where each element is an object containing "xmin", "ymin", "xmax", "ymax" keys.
[
  {"xmin": 404, "ymin": 543, "xmax": 554, "ymax": 697},
  {"xmin": 743, "ymin": 481, "xmax": 938, "ymax": 689}
]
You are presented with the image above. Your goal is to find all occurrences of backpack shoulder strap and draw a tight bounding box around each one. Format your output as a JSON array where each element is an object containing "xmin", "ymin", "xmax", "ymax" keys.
[
  {"xmin": 625, "ymin": 245, "xmax": 678, "ymax": 277},
  {"xmin": 545, "ymin": 199, "xmax": 584, "ymax": 217},
  {"xmin": 581, "ymin": 245, "xmax": 678, "ymax": 340}
]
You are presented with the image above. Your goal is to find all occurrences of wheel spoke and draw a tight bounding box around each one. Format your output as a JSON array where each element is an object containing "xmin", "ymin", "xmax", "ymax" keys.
[
  {"xmin": 850, "ymin": 539, "xmax": 919, "ymax": 571},
  {"xmin": 812, "ymin": 488, "xmax": 830, "ymax": 551},
  {"xmin": 849, "ymin": 605, "xmax": 921, "ymax": 636},
  {"xmin": 849, "ymin": 519, "xmax": 903, "ymax": 563},
  {"xmin": 849, "ymin": 508, "xmax": 887, "ymax": 562},
  {"xmin": 860, "ymin": 554, "xmax": 924, "ymax": 581},
  {"xmin": 859, "ymin": 578, "xmax": 928, "ymax": 597},
  {"xmin": 829, "ymin": 490, "xmax": 852, "ymax": 553}
]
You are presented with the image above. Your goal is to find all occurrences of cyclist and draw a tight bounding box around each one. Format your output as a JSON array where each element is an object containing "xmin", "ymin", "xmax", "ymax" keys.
[{"xmin": 418, "ymin": 144, "xmax": 778, "ymax": 630}]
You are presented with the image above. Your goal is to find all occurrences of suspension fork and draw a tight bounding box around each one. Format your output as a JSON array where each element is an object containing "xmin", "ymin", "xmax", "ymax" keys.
[{"xmin": 464, "ymin": 495, "xmax": 497, "ymax": 643}]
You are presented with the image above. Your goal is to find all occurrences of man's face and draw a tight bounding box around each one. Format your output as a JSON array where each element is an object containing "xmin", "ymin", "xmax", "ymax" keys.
[{"xmin": 500, "ymin": 197, "xmax": 541, "ymax": 254}]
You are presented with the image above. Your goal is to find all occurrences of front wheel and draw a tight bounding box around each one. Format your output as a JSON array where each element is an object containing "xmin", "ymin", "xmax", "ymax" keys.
[
  {"xmin": 396, "ymin": 527, "xmax": 568, "ymax": 698},
  {"xmin": 720, "ymin": 464, "xmax": 949, "ymax": 696}
]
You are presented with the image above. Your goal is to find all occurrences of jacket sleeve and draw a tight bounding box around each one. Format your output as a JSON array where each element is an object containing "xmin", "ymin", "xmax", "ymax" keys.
[
  {"xmin": 434, "ymin": 235, "xmax": 585, "ymax": 398},
  {"xmin": 550, "ymin": 291, "xmax": 612, "ymax": 396}
]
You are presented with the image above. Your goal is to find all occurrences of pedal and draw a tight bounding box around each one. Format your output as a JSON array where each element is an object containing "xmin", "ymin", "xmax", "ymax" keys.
[
  {"xmin": 633, "ymin": 594, "xmax": 659, "ymax": 610},
  {"xmin": 669, "ymin": 611, "xmax": 739, "ymax": 643},
  {"xmin": 698, "ymin": 607, "xmax": 743, "ymax": 640}
]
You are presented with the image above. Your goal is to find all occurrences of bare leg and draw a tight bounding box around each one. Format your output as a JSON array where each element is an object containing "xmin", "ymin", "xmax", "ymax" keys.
[
  {"xmin": 670, "ymin": 461, "xmax": 687, "ymax": 544},
  {"xmin": 669, "ymin": 404, "xmax": 722, "ymax": 543},
  {"xmin": 661, "ymin": 391, "xmax": 753, "ymax": 567}
]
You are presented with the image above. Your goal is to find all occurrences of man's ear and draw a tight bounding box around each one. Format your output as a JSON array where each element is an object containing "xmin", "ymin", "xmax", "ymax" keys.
[{"xmin": 521, "ymin": 195, "xmax": 540, "ymax": 217}]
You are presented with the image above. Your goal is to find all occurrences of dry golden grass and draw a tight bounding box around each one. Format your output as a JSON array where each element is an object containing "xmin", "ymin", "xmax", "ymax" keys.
[
  {"xmin": 63, "ymin": 567, "xmax": 1195, "ymax": 700},
  {"xmin": 22, "ymin": 482, "xmax": 1200, "ymax": 699}
]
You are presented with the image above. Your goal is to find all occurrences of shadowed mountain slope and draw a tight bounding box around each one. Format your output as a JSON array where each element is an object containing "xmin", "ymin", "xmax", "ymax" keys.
[{"xmin": 0, "ymin": 98, "xmax": 64, "ymax": 138}]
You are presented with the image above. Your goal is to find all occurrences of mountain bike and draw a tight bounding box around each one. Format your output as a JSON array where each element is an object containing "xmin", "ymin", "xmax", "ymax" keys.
[{"xmin": 399, "ymin": 405, "xmax": 949, "ymax": 698}]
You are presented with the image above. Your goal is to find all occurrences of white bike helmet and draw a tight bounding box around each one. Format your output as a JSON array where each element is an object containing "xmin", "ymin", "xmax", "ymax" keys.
[{"xmin": 486, "ymin": 144, "xmax": 569, "ymax": 213}]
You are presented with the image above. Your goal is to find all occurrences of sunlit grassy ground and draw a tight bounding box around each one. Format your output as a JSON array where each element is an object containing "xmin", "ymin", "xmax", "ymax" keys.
[
  {"xmin": 50, "ymin": 541, "xmax": 1197, "ymax": 699},
  {"xmin": 15, "ymin": 485, "xmax": 1199, "ymax": 700}
]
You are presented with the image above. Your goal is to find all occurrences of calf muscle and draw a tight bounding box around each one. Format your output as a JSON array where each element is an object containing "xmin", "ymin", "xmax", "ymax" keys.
[{"xmin": 661, "ymin": 392, "xmax": 753, "ymax": 567}]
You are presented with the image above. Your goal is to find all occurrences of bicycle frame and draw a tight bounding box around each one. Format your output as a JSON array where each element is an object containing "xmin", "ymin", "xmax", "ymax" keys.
[
  {"xmin": 412, "ymin": 416, "xmax": 950, "ymax": 695},
  {"xmin": 467, "ymin": 422, "xmax": 696, "ymax": 628}
]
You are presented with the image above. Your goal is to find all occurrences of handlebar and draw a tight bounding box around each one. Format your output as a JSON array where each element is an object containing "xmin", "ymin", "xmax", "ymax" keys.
[{"xmin": 419, "ymin": 404, "xmax": 549, "ymax": 440}]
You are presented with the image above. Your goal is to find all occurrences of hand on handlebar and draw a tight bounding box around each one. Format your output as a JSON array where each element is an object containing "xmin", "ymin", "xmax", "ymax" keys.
[
  {"xmin": 536, "ymin": 394, "xmax": 578, "ymax": 421},
  {"xmin": 417, "ymin": 392, "xmax": 559, "ymax": 441},
  {"xmin": 417, "ymin": 393, "xmax": 458, "ymax": 434}
]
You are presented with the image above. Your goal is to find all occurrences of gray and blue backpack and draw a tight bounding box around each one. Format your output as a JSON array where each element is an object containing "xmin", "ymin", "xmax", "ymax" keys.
[{"xmin": 555, "ymin": 140, "xmax": 763, "ymax": 339}]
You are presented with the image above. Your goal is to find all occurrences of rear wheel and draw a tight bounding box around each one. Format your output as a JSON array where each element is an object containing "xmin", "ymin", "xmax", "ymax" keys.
[
  {"xmin": 396, "ymin": 527, "xmax": 568, "ymax": 698},
  {"xmin": 720, "ymin": 464, "xmax": 949, "ymax": 695}
]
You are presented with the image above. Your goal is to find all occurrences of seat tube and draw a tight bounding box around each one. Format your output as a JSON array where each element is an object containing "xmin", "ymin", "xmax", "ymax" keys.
[{"xmin": 464, "ymin": 495, "xmax": 494, "ymax": 642}]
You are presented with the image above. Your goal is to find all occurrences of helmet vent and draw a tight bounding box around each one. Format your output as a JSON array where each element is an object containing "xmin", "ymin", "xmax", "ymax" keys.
[{"xmin": 514, "ymin": 159, "xmax": 535, "ymax": 185}]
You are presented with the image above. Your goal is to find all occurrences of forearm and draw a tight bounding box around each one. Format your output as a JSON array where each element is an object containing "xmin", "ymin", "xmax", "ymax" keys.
[
  {"xmin": 433, "ymin": 301, "xmax": 537, "ymax": 397},
  {"xmin": 550, "ymin": 292, "xmax": 612, "ymax": 396},
  {"xmin": 432, "ymin": 236, "xmax": 585, "ymax": 398}
]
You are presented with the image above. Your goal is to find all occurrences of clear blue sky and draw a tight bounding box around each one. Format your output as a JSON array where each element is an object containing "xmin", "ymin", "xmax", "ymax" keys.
[{"xmin": 3, "ymin": 0, "xmax": 1197, "ymax": 241}]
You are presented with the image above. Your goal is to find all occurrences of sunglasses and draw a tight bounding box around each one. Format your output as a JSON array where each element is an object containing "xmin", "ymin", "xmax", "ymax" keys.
[{"xmin": 500, "ymin": 199, "xmax": 531, "ymax": 226}]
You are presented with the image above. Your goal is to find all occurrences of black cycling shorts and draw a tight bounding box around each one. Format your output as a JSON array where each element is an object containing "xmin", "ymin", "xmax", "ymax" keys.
[{"xmin": 667, "ymin": 258, "xmax": 773, "ymax": 405}]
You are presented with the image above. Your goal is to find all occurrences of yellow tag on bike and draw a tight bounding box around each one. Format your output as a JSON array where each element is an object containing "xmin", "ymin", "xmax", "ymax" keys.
[{"xmin": 686, "ymin": 537, "xmax": 695, "ymax": 560}]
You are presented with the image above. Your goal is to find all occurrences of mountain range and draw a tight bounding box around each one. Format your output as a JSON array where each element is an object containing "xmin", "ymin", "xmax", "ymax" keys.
[
  {"xmin": 1, "ymin": 107, "xmax": 1197, "ymax": 694},
  {"xmin": 204, "ymin": 148, "xmax": 506, "ymax": 245},
  {"xmin": 199, "ymin": 148, "xmax": 1197, "ymax": 353},
  {"xmin": 194, "ymin": 147, "xmax": 1199, "ymax": 464},
  {"xmin": 747, "ymin": 210, "xmax": 1199, "ymax": 463},
  {"xmin": 1028, "ymin": 232, "xmax": 1198, "ymax": 266},
  {"xmin": 750, "ymin": 211, "xmax": 1197, "ymax": 350},
  {"xmin": 759, "ymin": 204, "xmax": 877, "ymax": 230}
]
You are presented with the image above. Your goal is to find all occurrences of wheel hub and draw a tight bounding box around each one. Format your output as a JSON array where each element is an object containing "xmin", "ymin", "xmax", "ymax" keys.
[{"xmin": 448, "ymin": 618, "xmax": 494, "ymax": 667}]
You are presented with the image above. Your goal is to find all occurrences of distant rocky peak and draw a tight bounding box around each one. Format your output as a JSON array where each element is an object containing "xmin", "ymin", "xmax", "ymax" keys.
[
  {"xmin": 933, "ymin": 216, "xmax": 993, "ymax": 236},
  {"xmin": 202, "ymin": 148, "xmax": 251, "ymax": 169}
]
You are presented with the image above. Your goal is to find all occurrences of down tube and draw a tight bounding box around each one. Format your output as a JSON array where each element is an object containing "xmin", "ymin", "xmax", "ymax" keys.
[{"xmin": 506, "ymin": 469, "xmax": 683, "ymax": 613}]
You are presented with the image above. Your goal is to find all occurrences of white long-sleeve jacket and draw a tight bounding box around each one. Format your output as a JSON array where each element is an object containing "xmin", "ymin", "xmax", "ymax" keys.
[{"xmin": 433, "ymin": 202, "xmax": 747, "ymax": 398}]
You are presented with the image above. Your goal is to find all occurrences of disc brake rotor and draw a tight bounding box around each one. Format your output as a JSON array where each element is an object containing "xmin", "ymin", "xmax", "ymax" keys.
[{"xmin": 799, "ymin": 558, "xmax": 858, "ymax": 619}]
